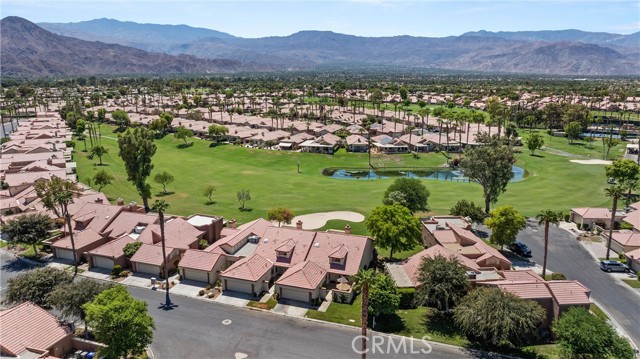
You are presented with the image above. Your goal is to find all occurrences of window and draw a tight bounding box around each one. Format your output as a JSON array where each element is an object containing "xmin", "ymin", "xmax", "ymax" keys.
[{"xmin": 330, "ymin": 257, "xmax": 343, "ymax": 264}]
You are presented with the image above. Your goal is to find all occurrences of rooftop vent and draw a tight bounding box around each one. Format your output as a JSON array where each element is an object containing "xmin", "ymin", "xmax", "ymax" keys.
[
  {"xmin": 133, "ymin": 225, "xmax": 147, "ymax": 234},
  {"xmin": 263, "ymin": 238, "xmax": 269, "ymax": 243},
  {"xmin": 248, "ymin": 234, "xmax": 260, "ymax": 243},
  {"xmin": 314, "ymin": 243, "xmax": 320, "ymax": 248}
]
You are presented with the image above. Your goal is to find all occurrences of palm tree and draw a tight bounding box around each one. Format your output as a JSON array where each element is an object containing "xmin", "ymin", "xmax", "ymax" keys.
[
  {"xmin": 536, "ymin": 210, "xmax": 561, "ymax": 278},
  {"xmin": 353, "ymin": 269, "xmax": 377, "ymax": 359},
  {"xmin": 151, "ymin": 200, "xmax": 172, "ymax": 309},
  {"xmin": 604, "ymin": 186, "xmax": 624, "ymax": 260}
]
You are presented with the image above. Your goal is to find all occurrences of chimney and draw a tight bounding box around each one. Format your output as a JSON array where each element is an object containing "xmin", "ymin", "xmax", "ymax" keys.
[
  {"xmin": 296, "ymin": 220, "xmax": 303, "ymax": 230},
  {"xmin": 117, "ymin": 197, "xmax": 124, "ymax": 206},
  {"xmin": 344, "ymin": 225, "xmax": 351, "ymax": 234},
  {"xmin": 229, "ymin": 219, "xmax": 237, "ymax": 229}
]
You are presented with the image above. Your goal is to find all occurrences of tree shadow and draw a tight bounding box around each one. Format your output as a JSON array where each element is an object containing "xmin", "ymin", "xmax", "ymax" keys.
[
  {"xmin": 156, "ymin": 192, "xmax": 175, "ymax": 197},
  {"xmin": 239, "ymin": 207, "xmax": 253, "ymax": 212},
  {"xmin": 92, "ymin": 163, "xmax": 110, "ymax": 167},
  {"xmin": 204, "ymin": 201, "xmax": 216, "ymax": 206},
  {"xmin": 420, "ymin": 309, "xmax": 459, "ymax": 339},
  {"xmin": 373, "ymin": 313, "xmax": 405, "ymax": 333},
  {"xmin": 177, "ymin": 142, "xmax": 194, "ymax": 149},
  {"xmin": 156, "ymin": 302, "xmax": 179, "ymax": 311},
  {"xmin": 529, "ymin": 154, "xmax": 545, "ymax": 158},
  {"xmin": 0, "ymin": 256, "xmax": 44, "ymax": 273}
]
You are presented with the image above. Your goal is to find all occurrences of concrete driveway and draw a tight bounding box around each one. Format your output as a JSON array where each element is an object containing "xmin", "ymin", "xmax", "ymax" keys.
[
  {"xmin": 172, "ymin": 279, "xmax": 207, "ymax": 297},
  {"xmin": 215, "ymin": 291, "xmax": 252, "ymax": 307},
  {"xmin": 272, "ymin": 299, "xmax": 319, "ymax": 317},
  {"xmin": 122, "ymin": 272, "xmax": 155, "ymax": 288},
  {"xmin": 80, "ymin": 267, "xmax": 111, "ymax": 280}
]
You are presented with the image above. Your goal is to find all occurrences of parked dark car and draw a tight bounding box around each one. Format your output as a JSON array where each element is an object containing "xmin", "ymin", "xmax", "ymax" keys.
[
  {"xmin": 599, "ymin": 260, "xmax": 630, "ymax": 273},
  {"xmin": 509, "ymin": 241, "xmax": 532, "ymax": 257}
]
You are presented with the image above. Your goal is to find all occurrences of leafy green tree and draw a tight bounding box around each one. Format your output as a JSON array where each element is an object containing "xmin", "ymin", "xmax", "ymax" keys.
[
  {"xmin": 366, "ymin": 204, "xmax": 422, "ymax": 260},
  {"xmin": 149, "ymin": 117, "xmax": 168, "ymax": 137},
  {"xmin": 553, "ymin": 307, "xmax": 635, "ymax": 359},
  {"xmin": 525, "ymin": 133, "xmax": 544, "ymax": 155},
  {"xmin": 368, "ymin": 273, "xmax": 400, "ymax": 317},
  {"xmin": 484, "ymin": 205, "xmax": 527, "ymax": 250},
  {"xmin": 453, "ymin": 287, "xmax": 545, "ymax": 348},
  {"xmin": 353, "ymin": 269, "xmax": 376, "ymax": 359},
  {"xmin": 96, "ymin": 108, "xmax": 106, "ymax": 122},
  {"xmin": 399, "ymin": 87, "xmax": 408, "ymax": 101},
  {"xmin": 90, "ymin": 145, "xmax": 108, "ymax": 165},
  {"xmin": 564, "ymin": 121, "xmax": 582, "ymax": 144},
  {"xmin": 174, "ymin": 125, "xmax": 193, "ymax": 145},
  {"xmin": 267, "ymin": 207, "xmax": 295, "ymax": 227},
  {"xmin": 208, "ymin": 124, "xmax": 229, "ymax": 143},
  {"xmin": 204, "ymin": 185, "xmax": 216, "ymax": 204},
  {"xmin": 93, "ymin": 169, "xmax": 114, "ymax": 192},
  {"xmin": 118, "ymin": 127, "xmax": 157, "ymax": 211},
  {"xmin": 111, "ymin": 109, "xmax": 131, "ymax": 130},
  {"xmin": 536, "ymin": 210, "xmax": 561, "ymax": 277},
  {"xmin": 151, "ymin": 200, "xmax": 172, "ymax": 309},
  {"xmin": 35, "ymin": 176, "xmax": 80, "ymax": 274},
  {"xmin": 75, "ymin": 119, "xmax": 87, "ymax": 137},
  {"xmin": 382, "ymin": 178, "xmax": 430, "ymax": 214},
  {"xmin": 84, "ymin": 286, "xmax": 155, "ymax": 359},
  {"xmin": 415, "ymin": 254, "xmax": 470, "ymax": 312},
  {"xmin": 602, "ymin": 137, "xmax": 620, "ymax": 160},
  {"xmin": 237, "ymin": 189, "xmax": 251, "ymax": 210},
  {"xmin": 4, "ymin": 267, "xmax": 73, "ymax": 308},
  {"xmin": 3, "ymin": 213, "xmax": 52, "ymax": 255},
  {"xmin": 47, "ymin": 279, "xmax": 113, "ymax": 338},
  {"xmin": 153, "ymin": 171, "xmax": 174, "ymax": 194},
  {"xmin": 605, "ymin": 159, "xmax": 640, "ymax": 201},
  {"xmin": 123, "ymin": 241, "xmax": 143, "ymax": 257},
  {"xmin": 449, "ymin": 199, "xmax": 487, "ymax": 223},
  {"xmin": 459, "ymin": 139, "xmax": 515, "ymax": 213}
]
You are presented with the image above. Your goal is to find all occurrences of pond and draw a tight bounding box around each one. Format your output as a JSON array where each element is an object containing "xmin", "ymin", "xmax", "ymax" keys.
[{"xmin": 323, "ymin": 166, "xmax": 525, "ymax": 182}]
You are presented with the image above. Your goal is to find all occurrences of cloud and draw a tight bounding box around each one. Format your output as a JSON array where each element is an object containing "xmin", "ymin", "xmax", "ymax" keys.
[{"xmin": 608, "ymin": 21, "xmax": 640, "ymax": 33}]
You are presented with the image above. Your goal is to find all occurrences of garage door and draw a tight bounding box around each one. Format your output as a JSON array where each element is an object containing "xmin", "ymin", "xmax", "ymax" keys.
[
  {"xmin": 136, "ymin": 263, "xmax": 160, "ymax": 276},
  {"xmin": 224, "ymin": 279, "xmax": 253, "ymax": 294},
  {"xmin": 183, "ymin": 268, "xmax": 209, "ymax": 283},
  {"xmin": 281, "ymin": 287, "xmax": 310, "ymax": 302},
  {"xmin": 56, "ymin": 248, "xmax": 75, "ymax": 261},
  {"xmin": 93, "ymin": 256, "xmax": 114, "ymax": 269}
]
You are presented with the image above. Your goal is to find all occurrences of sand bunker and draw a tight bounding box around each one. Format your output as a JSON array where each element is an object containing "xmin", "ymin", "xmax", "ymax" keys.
[
  {"xmin": 570, "ymin": 159, "xmax": 613, "ymax": 165},
  {"xmin": 278, "ymin": 211, "xmax": 365, "ymax": 230}
]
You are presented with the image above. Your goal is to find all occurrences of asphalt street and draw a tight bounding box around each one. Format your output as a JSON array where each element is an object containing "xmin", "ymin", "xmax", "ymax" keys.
[
  {"xmin": 504, "ymin": 220, "xmax": 640, "ymax": 347},
  {"xmin": 0, "ymin": 252, "xmax": 482, "ymax": 359}
]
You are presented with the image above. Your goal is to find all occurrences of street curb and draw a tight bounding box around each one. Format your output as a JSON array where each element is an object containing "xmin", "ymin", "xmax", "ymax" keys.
[{"xmin": 591, "ymin": 298, "xmax": 640, "ymax": 353}]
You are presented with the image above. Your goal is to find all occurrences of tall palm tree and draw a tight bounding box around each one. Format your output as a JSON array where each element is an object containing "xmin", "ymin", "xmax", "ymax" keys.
[
  {"xmin": 353, "ymin": 269, "xmax": 377, "ymax": 359},
  {"xmin": 536, "ymin": 210, "xmax": 561, "ymax": 278},
  {"xmin": 605, "ymin": 185, "xmax": 624, "ymax": 260},
  {"xmin": 151, "ymin": 200, "xmax": 172, "ymax": 309}
]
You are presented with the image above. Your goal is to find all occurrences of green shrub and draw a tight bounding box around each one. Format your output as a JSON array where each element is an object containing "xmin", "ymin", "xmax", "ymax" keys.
[
  {"xmin": 198, "ymin": 290, "xmax": 205, "ymax": 296},
  {"xmin": 398, "ymin": 287, "xmax": 416, "ymax": 309},
  {"xmin": 123, "ymin": 242, "xmax": 143, "ymax": 258},
  {"xmin": 563, "ymin": 213, "xmax": 570, "ymax": 222},
  {"xmin": 119, "ymin": 270, "xmax": 129, "ymax": 278},
  {"xmin": 620, "ymin": 221, "xmax": 634, "ymax": 230},
  {"xmin": 111, "ymin": 265, "xmax": 122, "ymax": 278},
  {"xmin": 551, "ymin": 272, "xmax": 566, "ymax": 280},
  {"xmin": 199, "ymin": 239, "xmax": 209, "ymax": 249}
]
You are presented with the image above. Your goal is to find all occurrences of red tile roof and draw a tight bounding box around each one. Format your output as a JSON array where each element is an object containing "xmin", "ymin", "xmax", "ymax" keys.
[
  {"xmin": 305, "ymin": 232, "xmax": 371, "ymax": 276},
  {"xmin": 276, "ymin": 260, "xmax": 327, "ymax": 290},
  {"xmin": 499, "ymin": 270, "xmax": 544, "ymax": 282},
  {"xmin": 0, "ymin": 302, "xmax": 71, "ymax": 356},
  {"xmin": 88, "ymin": 235, "xmax": 135, "ymax": 259},
  {"xmin": 253, "ymin": 227, "xmax": 315, "ymax": 267},
  {"xmin": 130, "ymin": 243, "xmax": 177, "ymax": 266},
  {"xmin": 51, "ymin": 228, "xmax": 104, "ymax": 251},
  {"xmin": 137, "ymin": 218, "xmax": 203, "ymax": 249},
  {"xmin": 611, "ymin": 230, "xmax": 640, "ymax": 247},
  {"xmin": 179, "ymin": 249, "xmax": 224, "ymax": 272},
  {"xmin": 402, "ymin": 245, "xmax": 480, "ymax": 286},
  {"xmin": 100, "ymin": 211, "xmax": 157, "ymax": 238},
  {"xmin": 571, "ymin": 207, "xmax": 612, "ymax": 219},
  {"xmin": 221, "ymin": 254, "xmax": 273, "ymax": 282},
  {"xmin": 496, "ymin": 282, "xmax": 552, "ymax": 299},
  {"xmin": 546, "ymin": 280, "xmax": 591, "ymax": 305}
]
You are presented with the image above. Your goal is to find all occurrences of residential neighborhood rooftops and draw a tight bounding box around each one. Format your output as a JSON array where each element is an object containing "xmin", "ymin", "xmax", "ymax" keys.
[
  {"xmin": 611, "ymin": 230, "xmax": 640, "ymax": 247},
  {"xmin": 306, "ymin": 231, "xmax": 371, "ymax": 276},
  {"xmin": 571, "ymin": 207, "xmax": 613, "ymax": 219},
  {"xmin": 276, "ymin": 260, "xmax": 327, "ymax": 290},
  {"xmin": 130, "ymin": 243, "xmax": 178, "ymax": 266},
  {"xmin": 221, "ymin": 253, "xmax": 273, "ymax": 282},
  {"xmin": 546, "ymin": 280, "xmax": 591, "ymax": 305},
  {"xmin": 88, "ymin": 235, "xmax": 135, "ymax": 258},
  {"xmin": 495, "ymin": 282, "xmax": 552, "ymax": 300},
  {"xmin": 0, "ymin": 302, "xmax": 71, "ymax": 357},
  {"xmin": 51, "ymin": 228, "xmax": 103, "ymax": 250},
  {"xmin": 179, "ymin": 249, "xmax": 225, "ymax": 272}
]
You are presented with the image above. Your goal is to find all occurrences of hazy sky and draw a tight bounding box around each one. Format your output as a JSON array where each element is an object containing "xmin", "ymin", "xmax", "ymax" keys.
[{"xmin": 2, "ymin": 0, "xmax": 639, "ymax": 38}]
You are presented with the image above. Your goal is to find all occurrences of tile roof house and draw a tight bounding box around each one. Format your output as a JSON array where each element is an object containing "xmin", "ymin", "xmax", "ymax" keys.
[
  {"xmin": 624, "ymin": 247, "xmax": 640, "ymax": 272},
  {"xmin": 0, "ymin": 302, "xmax": 73, "ymax": 358},
  {"xmin": 130, "ymin": 243, "xmax": 181, "ymax": 277},
  {"xmin": 137, "ymin": 217, "xmax": 205, "ymax": 250},
  {"xmin": 87, "ymin": 235, "xmax": 136, "ymax": 270},
  {"xmin": 275, "ymin": 260, "xmax": 327, "ymax": 303},
  {"xmin": 569, "ymin": 207, "xmax": 626, "ymax": 230},
  {"xmin": 51, "ymin": 228, "xmax": 109, "ymax": 262},
  {"xmin": 220, "ymin": 253, "xmax": 273, "ymax": 296},
  {"xmin": 178, "ymin": 249, "xmax": 227, "ymax": 284},
  {"xmin": 305, "ymin": 231, "xmax": 375, "ymax": 281}
]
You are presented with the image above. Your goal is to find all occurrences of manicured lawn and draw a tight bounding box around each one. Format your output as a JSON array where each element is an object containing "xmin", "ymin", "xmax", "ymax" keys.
[
  {"xmin": 306, "ymin": 294, "xmax": 361, "ymax": 327},
  {"xmin": 375, "ymin": 307, "xmax": 469, "ymax": 347},
  {"xmin": 590, "ymin": 303, "xmax": 609, "ymax": 321},
  {"xmin": 247, "ymin": 297, "xmax": 278, "ymax": 310},
  {"xmin": 75, "ymin": 125, "xmax": 623, "ymax": 231},
  {"xmin": 622, "ymin": 279, "xmax": 640, "ymax": 289},
  {"xmin": 376, "ymin": 243, "xmax": 425, "ymax": 261},
  {"xmin": 317, "ymin": 219, "xmax": 368, "ymax": 236}
]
